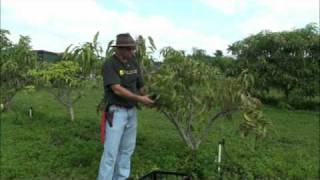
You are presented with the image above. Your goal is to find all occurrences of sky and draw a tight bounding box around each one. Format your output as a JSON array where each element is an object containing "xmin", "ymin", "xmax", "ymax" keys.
[{"xmin": 1, "ymin": 0, "xmax": 319, "ymax": 57}]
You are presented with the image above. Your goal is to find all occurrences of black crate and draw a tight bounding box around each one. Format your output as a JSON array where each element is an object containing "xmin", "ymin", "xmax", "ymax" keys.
[{"xmin": 139, "ymin": 170, "xmax": 191, "ymax": 180}]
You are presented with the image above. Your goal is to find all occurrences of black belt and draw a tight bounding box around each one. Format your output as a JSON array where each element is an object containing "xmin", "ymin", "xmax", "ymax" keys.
[{"xmin": 112, "ymin": 104, "xmax": 135, "ymax": 109}]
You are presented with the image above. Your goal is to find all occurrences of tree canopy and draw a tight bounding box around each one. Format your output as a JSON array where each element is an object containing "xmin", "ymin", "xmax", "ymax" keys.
[
  {"xmin": 0, "ymin": 29, "xmax": 37, "ymax": 111},
  {"xmin": 228, "ymin": 23, "xmax": 320, "ymax": 99}
]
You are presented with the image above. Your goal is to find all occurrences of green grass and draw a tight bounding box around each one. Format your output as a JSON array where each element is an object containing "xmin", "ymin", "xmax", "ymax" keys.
[
  {"xmin": 1, "ymin": 88, "xmax": 319, "ymax": 179},
  {"xmin": 257, "ymin": 89, "xmax": 320, "ymax": 111}
]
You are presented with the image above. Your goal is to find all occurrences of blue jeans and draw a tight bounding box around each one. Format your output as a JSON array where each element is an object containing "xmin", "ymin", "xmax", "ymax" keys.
[{"xmin": 97, "ymin": 105, "xmax": 137, "ymax": 180}]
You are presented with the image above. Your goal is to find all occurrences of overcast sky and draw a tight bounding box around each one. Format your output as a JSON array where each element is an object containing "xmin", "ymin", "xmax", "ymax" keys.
[{"xmin": 2, "ymin": 0, "xmax": 319, "ymax": 57}]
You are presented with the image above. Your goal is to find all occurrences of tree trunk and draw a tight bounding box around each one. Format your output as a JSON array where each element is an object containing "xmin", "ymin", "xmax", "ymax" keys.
[
  {"xmin": 284, "ymin": 88, "xmax": 290, "ymax": 100},
  {"xmin": 66, "ymin": 88, "xmax": 75, "ymax": 121},
  {"xmin": 161, "ymin": 110, "xmax": 197, "ymax": 150}
]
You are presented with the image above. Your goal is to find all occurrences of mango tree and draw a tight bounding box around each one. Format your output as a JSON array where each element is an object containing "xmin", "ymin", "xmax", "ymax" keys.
[
  {"xmin": 146, "ymin": 48, "xmax": 269, "ymax": 152},
  {"xmin": 62, "ymin": 32, "xmax": 103, "ymax": 78},
  {"xmin": 29, "ymin": 61, "xmax": 85, "ymax": 121},
  {"xmin": 0, "ymin": 29, "xmax": 37, "ymax": 111},
  {"xmin": 61, "ymin": 32, "xmax": 104, "ymax": 119},
  {"xmin": 135, "ymin": 35, "xmax": 157, "ymax": 76},
  {"xmin": 228, "ymin": 23, "xmax": 320, "ymax": 100},
  {"xmin": 121, "ymin": 35, "xmax": 269, "ymax": 177},
  {"xmin": 30, "ymin": 33, "xmax": 103, "ymax": 121}
]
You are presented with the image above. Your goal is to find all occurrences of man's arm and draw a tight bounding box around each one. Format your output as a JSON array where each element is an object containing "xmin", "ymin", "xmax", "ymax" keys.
[{"xmin": 111, "ymin": 84, "xmax": 154, "ymax": 106}]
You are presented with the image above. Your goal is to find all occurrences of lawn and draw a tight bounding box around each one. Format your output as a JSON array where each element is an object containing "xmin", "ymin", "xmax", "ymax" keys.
[{"xmin": 1, "ymin": 88, "xmax": 319, "ymax": 179}]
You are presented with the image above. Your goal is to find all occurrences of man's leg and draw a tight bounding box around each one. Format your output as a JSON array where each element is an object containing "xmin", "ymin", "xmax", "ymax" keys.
[
  {"xmin": 113, "ymin": 108, "xmax": 137, "ymax": 180},
  {"xmin": 97, "ymin": 107, "xmax": 128, "ymax": 180}
]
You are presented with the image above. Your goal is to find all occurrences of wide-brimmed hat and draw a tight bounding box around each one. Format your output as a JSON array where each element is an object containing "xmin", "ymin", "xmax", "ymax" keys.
[{"xmin": 111, "ymin": 33, "xmax": 136, "ymax": 47}]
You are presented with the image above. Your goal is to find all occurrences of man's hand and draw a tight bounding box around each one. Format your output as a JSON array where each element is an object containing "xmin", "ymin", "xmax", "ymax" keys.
[
  {"xmin": 137, "ymin": 95, "xmax": 155, "ymax": 107},
  {"xmin": 111, "ymin": 84, "xmax": 155, "ymax": 106}
]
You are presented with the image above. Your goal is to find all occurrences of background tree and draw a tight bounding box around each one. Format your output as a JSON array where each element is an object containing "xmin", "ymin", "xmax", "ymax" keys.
[
  {"xmin": 0, "ymin": 29, "xmax": 37, "ymax": 111},
  {"xmin": 187, "ymin": 48, "xmax": 238, "ymax": 76},
  {"xmin": 29, "ymin": 61, "xmax": 85, "ymax": 121},
  {"xmin": 30, "ymin": 33, "xmax": 103, "ymax": 121},
  {"xmin": 214, "ymin": 49, "xmax": 223, "ymax": 57},
  {"xmin": 105, "ymin": 39, "xmax": 115, "ymax": 59},
  {"xmin": 210, "ymin": 55, "xmax": 237, "ymax": 75},
  {"xmin": 62, "ymin": 32, "xmax": 103, "ymax": 79},
  {"xmin": 192, "ymin": 47, "xmax": 207, "ymax": 58},
  {"xmin": 135, "ymin": 35, "xmax": 157, "ymax": 77},
  {"xmin": 189, "ymin": 47, "xmax": 211, "ymax": 63},
  {"xmin": 228, "ymin": 23, "xmax": 320, "ymax": 101}
]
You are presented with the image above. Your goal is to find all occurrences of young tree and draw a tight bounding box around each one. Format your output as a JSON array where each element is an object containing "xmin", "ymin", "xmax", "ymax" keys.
[
  {"xmin": 133, "ymin": 36, "xmax": 269, "ymax": 152},
  {"xmin": 146, "ymin": 48, "xmax": 269, "ymax": 151},
  {"xmin": 29, "ymin": 61, "xmax": 85, "ymax": 121},
  {"xmin": 30, "ymin": 33, "xmax": 103, "ymax": 121},
  {"xmin": 0, "ymin": 29, "xmax": 37, "ymax": 111},
  {"xmin": 122, "ymin": 37, "xmax": 269, "ymax": 177},
  {"xmin": 135, "ymin": 35, "xmax": 157, "ymax": 76},
  {"xmin": 62, "ymin": 32, "xmax": 103, "ymax": 78}
]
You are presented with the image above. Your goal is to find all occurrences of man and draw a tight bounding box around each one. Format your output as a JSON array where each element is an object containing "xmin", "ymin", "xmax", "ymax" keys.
[{"xmin": 97, "ymin": 33, "xmax": 154, "ymax": 180}]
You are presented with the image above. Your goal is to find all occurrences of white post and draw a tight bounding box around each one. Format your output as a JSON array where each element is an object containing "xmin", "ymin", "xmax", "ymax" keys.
[
  {"xmin": 0, "ymin": 103, "xmax": 4, "ymax": 111},
  {"xmin": 217, "ymin": 139, "xmax": 225, "ymax": 173},
  {"xmin": 218, "ymin": 142, "xmax": 222, "ymax": 172},
  {"xmin": 29, "ymin": 106, "xmax": 33, "ymax": 118}
]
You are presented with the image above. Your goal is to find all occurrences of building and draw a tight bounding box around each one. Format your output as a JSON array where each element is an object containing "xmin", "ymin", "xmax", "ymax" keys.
[{"xmin": 33, "ymin": 50, "xmax": 62, "ymax": 62}]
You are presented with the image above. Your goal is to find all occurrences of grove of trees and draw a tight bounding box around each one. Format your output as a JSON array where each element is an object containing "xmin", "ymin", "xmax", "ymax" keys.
[
  {"xmin": 1, "ymin": 22, "xmax": 318, "ymax": 178},
  {"xmin": 1, "ymin": 23, "xmax": 318, "ymax": 147},
  {"xmin": 228, "ymin": 23, "xmax": 319, "ymax": 108}
]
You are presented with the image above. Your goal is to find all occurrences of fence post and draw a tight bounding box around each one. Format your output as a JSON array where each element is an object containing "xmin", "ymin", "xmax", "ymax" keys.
[{"xmin": 29, "ymin": 106, "xmax": 33, "ymax": 119}]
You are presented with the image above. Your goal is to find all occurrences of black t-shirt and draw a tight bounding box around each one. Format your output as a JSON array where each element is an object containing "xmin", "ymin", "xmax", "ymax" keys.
[{"xmin": 102, "ymin": 55, "xmax": 144, "ymax": 107}]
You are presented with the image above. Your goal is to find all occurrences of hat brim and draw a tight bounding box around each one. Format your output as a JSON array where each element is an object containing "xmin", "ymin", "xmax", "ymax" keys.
[{"xmin": 111, "ymin": 44, "xmax": 136, "ymax": 47}]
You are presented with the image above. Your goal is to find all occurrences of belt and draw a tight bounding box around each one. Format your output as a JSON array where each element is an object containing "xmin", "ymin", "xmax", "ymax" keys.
[{"xmin": 112, "ymin": 104, "xmax": 135, "ymax": 109}]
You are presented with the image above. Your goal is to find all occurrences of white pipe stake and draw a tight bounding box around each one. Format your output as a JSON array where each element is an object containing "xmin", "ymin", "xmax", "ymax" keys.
[
  {"xmin": 218, "ymin": 143, "xmax": 222, "ymax": 172},
  {"xmin": 29, "ymin": 107, "xmax": 33, "ymax": 118}
]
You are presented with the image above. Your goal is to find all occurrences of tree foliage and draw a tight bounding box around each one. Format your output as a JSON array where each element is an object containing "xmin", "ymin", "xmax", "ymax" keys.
[
  {"xmin": 135, "ymin": 35, "xmax": 157, "ymax": 76},
  {"xmin": 143, "ymin": 47, "xmax": 269, "ymax": 151},
  {"xmin": 29, "ymin": 33, "xmax": 103, "ymax": 121},
  {"xmin": 62, "ymin": 32, "xmax": 103, "ymax": 78},
  {"xmin": 29, "ymin": 61, "xmax": 85, "ymax": 121},
  {"xmin": 228, "ymin": 23, "xmax": 320, "ymax": 99},
  {"xmin": 214, "ymin": 49, "xmax": 223, "ymax": 57},
  {"xmin": 0, "ymin": 29, "xmax": 37, "ymax": 111}
]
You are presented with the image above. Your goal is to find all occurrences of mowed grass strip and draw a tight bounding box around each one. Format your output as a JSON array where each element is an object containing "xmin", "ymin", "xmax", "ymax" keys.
[{"xmin": 1, "ymin": 88, "xmax": 319, "ymax": 179}]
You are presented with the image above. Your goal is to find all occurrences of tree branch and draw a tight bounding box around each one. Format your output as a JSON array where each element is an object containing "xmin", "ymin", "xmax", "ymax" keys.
[
  {"xmin": 197, "ymin": 107, "xmax": 239, "ymax": 147},
  {"xmin": 49, "ymin": 89, "xmax": 68, "ymax": 107},
  {"xmin": 186, "ymin": 103, "xmax": 197, "ymax": 148},
  {"xmin": 161, "ymin": 109, "xmax": 195, "ymax": 150},
  {"xmin": 72, "ymin": 93, "xmax": 82, "ymax": 104}
]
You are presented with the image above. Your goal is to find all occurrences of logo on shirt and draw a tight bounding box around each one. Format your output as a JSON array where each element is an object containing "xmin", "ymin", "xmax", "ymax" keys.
[
  {"xmin": 119, "ymin": 69, "xmax": 125, "ymax": 76},
  {"xmin": 119, "ymin": 69, "xmax": 138, "ymax": 76},
  {"xmin": 125, "ymin": 69, "xmax": 138, "ymax": 75}
]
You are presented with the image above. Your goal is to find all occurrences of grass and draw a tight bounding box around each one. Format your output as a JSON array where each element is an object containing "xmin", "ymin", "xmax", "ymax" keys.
[
  {"xmin": 1, "ymin": 87, "xmax": 319, "ymax": 180},
  {"xmin": 257, "ymin": 89, "xmax": 320, "ymax": 111}
]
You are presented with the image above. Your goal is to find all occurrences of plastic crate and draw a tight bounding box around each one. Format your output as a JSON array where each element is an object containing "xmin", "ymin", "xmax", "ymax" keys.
[{"xmin": 139, "ymin": 170, "xmax": 191, "ymax": 180}]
